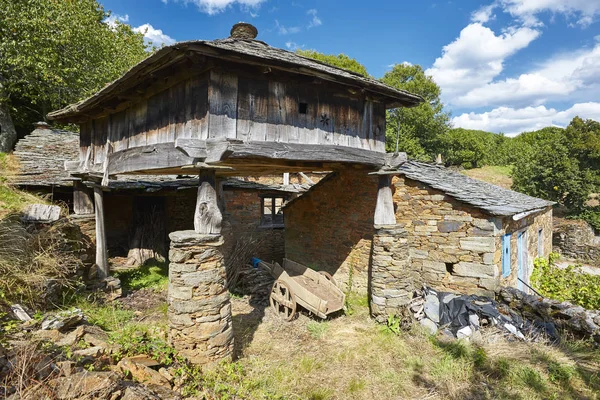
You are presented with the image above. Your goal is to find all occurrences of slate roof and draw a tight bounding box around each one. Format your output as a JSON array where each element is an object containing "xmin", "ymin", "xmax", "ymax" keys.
[
  {"xmin": 10, "ymin": 126, "xmax": 79, "ymax": 187},
  {"xmin": 48, "ymin": 38, "xmax": 422, "ymax": 121},
  {"xmin": 398, "ymin": 161, "xmax": 554, "ymax": 217}
]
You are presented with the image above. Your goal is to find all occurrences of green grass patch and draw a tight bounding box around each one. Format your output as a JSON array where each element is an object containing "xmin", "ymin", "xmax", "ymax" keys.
[
  {"xmin": 63, "ymin": 294, "xmax": 135, "ymax": 332},
  {"xmin": 462, "ymin": 165, "xmax": 514, "ymax": 189},
  {"xmin": 307, "ymin": 320, "xmax": 329, "ymax": 339},
  {"xmin": 114, "ymin": 261, "xmax": 168, "ymax": 291}
]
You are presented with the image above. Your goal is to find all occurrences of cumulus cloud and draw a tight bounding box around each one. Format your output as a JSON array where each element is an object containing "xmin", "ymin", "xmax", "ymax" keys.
[
  {"xmin": 426, "ymin": 23, "xmax": 540, "ymax": 101},
  {"xmin": 499, "ymin": 0, "xmax": 600, "ymax": 27},
  {"xmin": 163, "ymin": 0, "xmax": 266, "ymax": 15},
  {"xmin": 450, "ymin": 42, "xmax": 600, "ymax": 108},
  {"xmin": 452, "ymin": 102, "xmax": 600, "ymax": 135},
  {"xmin": 133, "ymin": 24, "xmax": 176, "ymax": 47},
  {"xmin": 307, "ymin": 9, "xmax": 322, "ymax": 28}
]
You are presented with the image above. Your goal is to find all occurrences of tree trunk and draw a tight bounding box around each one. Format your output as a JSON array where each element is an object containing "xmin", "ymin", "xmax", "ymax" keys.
[{"xmin": 0, "ymin": 82, "xmax": 17, "ymax": 153}]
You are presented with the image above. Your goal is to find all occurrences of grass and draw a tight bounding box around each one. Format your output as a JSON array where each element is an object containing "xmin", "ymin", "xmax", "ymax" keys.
[
  {"xmin": 114, "ymin": 261, "xmax": 169, "ymax": 291},
  {"xmin": 462, "ymin": 165, "xmax": 514, "ymax": 189},
  {"xmin": 0, "ymin": 152, "xmax": 50, "ymax": 218},
  {"xmin": 223, "ymin": 293, "xmax": 600, "ymax": 400}
]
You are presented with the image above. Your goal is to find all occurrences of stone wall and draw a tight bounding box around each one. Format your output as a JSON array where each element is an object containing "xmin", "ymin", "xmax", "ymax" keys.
[
  {"xmin": 370, "ymin": 177, "xmax": 553, "ymax": 320},
  {"xmin": 221, "ymin": 188, "xmax": 286, "ymax": 264},
  {"xmin": 370, "ymin": 226, "xmax": 413, "ymax": 322},
  {"xmin": 393, "ymin": 176, "xmax": 502, "ymax": 297},
  {"xmin": 553, "ymin": 218, "xmax": 600, "ymax": 265},
  {"xmin": 502, "ymin": 207, "xmax": 553, "ymax": 289},
  {"xmin": 167, "ymin": 231, "xmax": 233, "ymax": 366},
  {"xmin": 284, "ymin": 169, "xmax": 379, "ymax": 294}
]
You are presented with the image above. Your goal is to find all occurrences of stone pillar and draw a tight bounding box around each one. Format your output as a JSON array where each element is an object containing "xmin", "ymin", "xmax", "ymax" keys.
[
  {"xmin": 168, "ymin": 230, "xmax": 233, "ymax": 366},
  {"xmin": 370, "ymin": 225, "xmax": 419, "ymax": 322}
]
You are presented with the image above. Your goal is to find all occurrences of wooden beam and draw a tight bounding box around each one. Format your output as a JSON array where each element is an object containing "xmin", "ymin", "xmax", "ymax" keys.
[
  {"xmin": 73, "ymin": 181, "xmax": 94, "ymax": 215},
  {"xmin": 194, "ymin": 170, "xmax": 223, "ymax": 234},
  {"xmin": 224, "ymin": 141, "xmax": 387, "ymax": 167},
  {"xmin": 374, "ymin": 175, "xmax": 396, "ymax": 225},
  {"xmin": 107, "ymin": 142, "xmax": 196, "ymax": 175},
  {"xmin": 94, "ymin": 186, "xmax": 109, "ymax": 279}
]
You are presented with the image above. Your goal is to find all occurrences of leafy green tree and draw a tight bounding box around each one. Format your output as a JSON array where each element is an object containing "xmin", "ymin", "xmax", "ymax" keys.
[
  {"xmin": 380, "ymin": 64, "xmax": 450, "ymax": 159},
  {"xmin": 512, "ymin": 118, "xmax": 600, "ymax": 228},
  {"xmin": 439, "ymin": 128, "xmax": 496, "ymax": 168},
  {"xmin": 295, "ymin": 50, "xmax": 369, "ymax": 77},
  {"xmin": 0, "ymin": 0, "xmax": 148, "ymax": 149}
]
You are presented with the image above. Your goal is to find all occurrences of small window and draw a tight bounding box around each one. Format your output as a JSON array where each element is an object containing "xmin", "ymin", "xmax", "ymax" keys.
[
  {"xmin": 261, "ymin": 196, "xmax": 285, "ymax": 227},
  {"xmin": 298, "ymin": 102, "xmax": 308, "ymax": 114},
  {"xmin": 502, "ymin": 233, "xmax": 511, "ymax": 277},
  {"xmin": 538, "ymin": 228, "xmax": 543, "ymax": 256}
]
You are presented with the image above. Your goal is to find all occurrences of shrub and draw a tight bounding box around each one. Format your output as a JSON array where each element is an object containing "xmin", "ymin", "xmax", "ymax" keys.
[
  {"xmin": 531, "ymin": 254, "xmax": 600, "ymax": 310},
  {"xmin": 0, "ymin": 216, "xmax": 88, "ymax": 309}
]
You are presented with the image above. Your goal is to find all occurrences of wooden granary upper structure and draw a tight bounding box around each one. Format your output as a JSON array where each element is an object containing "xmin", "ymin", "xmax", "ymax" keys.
[{"xmin": 49, "ymin": 23, "xmax": 422, "ymax": 179}]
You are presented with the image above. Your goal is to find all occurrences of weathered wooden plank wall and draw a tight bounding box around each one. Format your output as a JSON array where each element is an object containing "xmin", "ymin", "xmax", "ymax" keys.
[{"xmin": 82, "ymin": 69, "xmax": 387, "ymax": 165}]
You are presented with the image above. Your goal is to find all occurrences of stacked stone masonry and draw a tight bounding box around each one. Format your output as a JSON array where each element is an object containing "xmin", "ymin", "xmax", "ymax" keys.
[
  {"xmin": 371, "ymin": 176, "xmax": 553, "ymax": 320},
  {"xmin": 553, "ymin": 219, "xmax": 600, "ymax": 264},
  {"xmin": 167, "ymin": 231, "xmax": 233, "ymax": 366},
  {"xmin": 284, "ymin": 169, "xmax": 379, "ymax": 294}
]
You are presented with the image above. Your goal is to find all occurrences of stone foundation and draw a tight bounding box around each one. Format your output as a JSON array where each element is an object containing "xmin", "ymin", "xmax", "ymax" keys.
[{"xmin": 167, "ymin": 231, "xmax": 233, "ymax": 366}]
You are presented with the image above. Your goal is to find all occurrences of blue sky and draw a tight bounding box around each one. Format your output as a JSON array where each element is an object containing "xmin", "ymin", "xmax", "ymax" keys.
[{"xmin": 102, "ymin": 0, "xmax": 600, "ymax": 135}]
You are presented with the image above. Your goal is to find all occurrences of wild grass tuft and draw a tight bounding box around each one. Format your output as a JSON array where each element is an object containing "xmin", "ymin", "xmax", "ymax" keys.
[
  {"xmin": 307, "ymin": 320, "xmax": 329, "ymax": 339},
  {"xmin": 114, "ymin": 261, "xmax": 168, "ymax": 291}
]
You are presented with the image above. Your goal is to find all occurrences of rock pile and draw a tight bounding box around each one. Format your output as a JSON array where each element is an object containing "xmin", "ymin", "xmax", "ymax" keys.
[
  {"xmin": 498, "ymin": 287, "xmax": 600, "ymax": 343},
  {"xmin": 2, "ymin": 312, "xmax": 183, "ymax": 399},
  {"xmin": 409, "ymin": 286, "xmax": 557, "ymax": 342}
]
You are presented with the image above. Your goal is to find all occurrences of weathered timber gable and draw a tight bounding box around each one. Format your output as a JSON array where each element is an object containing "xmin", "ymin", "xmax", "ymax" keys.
[{"xmin": 77, "ymin": 68, "xmax": 387, "ymax": 168}]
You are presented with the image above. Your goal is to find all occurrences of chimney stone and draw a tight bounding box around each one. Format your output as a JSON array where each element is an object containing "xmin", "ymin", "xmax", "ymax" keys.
[{"xmin": 230, "ymin": 22, "xmax": 258, "ymax": 40}]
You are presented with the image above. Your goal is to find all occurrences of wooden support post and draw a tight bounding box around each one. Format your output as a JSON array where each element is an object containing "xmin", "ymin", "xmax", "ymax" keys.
[
  {"xmin": 283, "ymin": 172, "xmax": 290, "ymax": 185},
  {"xmin": 194, "ymin": 170, "xmax": 223, "ymax": 234},
  {"xmin": 93, "ymin": 186, "xmax": 109, "ymax": 279},
  {"xmin": 374, "ymin": 175, "xmax": 396, "ymax": 226},
  {"xmin": 73, "ymin": 181, "xmax": 94, "ymax": 215}
]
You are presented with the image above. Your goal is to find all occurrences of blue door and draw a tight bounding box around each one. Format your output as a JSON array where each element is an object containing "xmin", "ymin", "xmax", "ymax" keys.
[
  {"xmin": 502, "ymin": 234, "xmax": 511, "ymax": 277},
  {"xmin": 517, "ymin": 231, "xmax": 527, "ymax": 291}
]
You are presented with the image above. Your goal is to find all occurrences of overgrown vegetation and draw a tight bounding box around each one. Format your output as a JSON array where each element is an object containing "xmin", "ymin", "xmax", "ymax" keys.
[
  {"xmin": 531, "ymin": 253, "xmax": 600, "ymax": 310},
  {"xmin": 0, "ymin": 216, "xmax": 88, "ymax": 309}
]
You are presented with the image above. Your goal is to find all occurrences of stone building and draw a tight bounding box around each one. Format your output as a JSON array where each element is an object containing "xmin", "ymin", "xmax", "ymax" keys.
[
  {"xmin": 284, "ymin": 161, "xmax": 554, "ymax": 321},
  {"xmin": 40, "ymin": 22, "xmax": 555, "ymax": 365}
]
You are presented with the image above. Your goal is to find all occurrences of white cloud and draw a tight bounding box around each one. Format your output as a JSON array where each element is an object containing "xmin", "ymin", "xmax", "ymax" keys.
[
  {"xmin": 133, "ymin": 24, "xmax": 176, "ymax": 47},
  {"xmin": 104, "ymin": 14, "xmax": 130, "ymax": 29},
  {"xmin": 163, "ymin": 0, "xmax": 266, "ymax": 15},
  {"xmin": 472, "ymin": 4, "xmax": 497, "ymax": 23},
  {"xmin": 285, "ymin": 41, "xmax": 304, "ymax": 51},
  {"xmin": 307, "ymin": 9, "xmax": 322, "ymax": 28},
  {"xmin": 426, "ymin": 23, "xmax": 540, "ymax": 101},
  {"xmin": 450, "ymin": 42, "xmax": 600, "ymax": 108},
  {"xmin": 452, "ymin": 102, "xmax": 600, "ymax": 135},
  {"xmin": 499, "ymin": 0, "xmax": 600, "ymax": 27},
  {"xmin": 275, "ymin": 20, "xmax": 301, "ymax": 35}
]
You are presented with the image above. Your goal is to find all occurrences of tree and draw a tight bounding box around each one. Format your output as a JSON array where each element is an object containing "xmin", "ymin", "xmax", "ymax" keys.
[
  {"xmin": 512, "ymin": 118, "xmax": 600, "ymax": 228},
  {"xmin": 439, "ymin": 128, "xmax": 496, "ymax": 168},
  {"xmin": 0, "ymin": 0, "xmax": 148, "ymax": 150},
  {"xmin": 380, "ymin": 64, "xmax": 450, "ymax": 159},
  {"xmin": 296, "ymin": 50, "xmax": 370, "ymax": 77}
]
